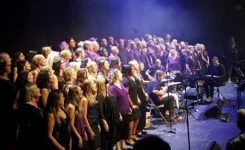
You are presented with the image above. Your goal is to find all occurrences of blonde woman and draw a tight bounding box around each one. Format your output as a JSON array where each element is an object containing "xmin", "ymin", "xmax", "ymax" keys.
[
  {"xmin": 82, "ymin": 79, "xmax": 101, "ymax": 150},
  {"xmin": 108, "ymin": 69, "xmax": 133, "ymax": 149},
  {"xmin": 96, "ymin": 79, "xmax": 120, "ymax": 150}
]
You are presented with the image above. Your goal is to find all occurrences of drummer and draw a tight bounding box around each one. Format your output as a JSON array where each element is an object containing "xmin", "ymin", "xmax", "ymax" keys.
[
  {"xmin": 146, "ymin": 70, "xmax": 178, "ymax": 120},
  {"xmin": 204, "ymin": 56, "xmax": 226, "ymax": 103}
]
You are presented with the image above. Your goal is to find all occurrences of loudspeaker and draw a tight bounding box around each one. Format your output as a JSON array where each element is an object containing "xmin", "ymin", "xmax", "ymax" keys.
[{"xmin": 204, "ymin": 106, "xmax": 220, "ymax": 118}]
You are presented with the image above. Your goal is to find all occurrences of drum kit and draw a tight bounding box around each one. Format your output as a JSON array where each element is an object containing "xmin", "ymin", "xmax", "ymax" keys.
[{"xmin": 161, "ymin": 71, "xmax": 206, "ymax": 109}]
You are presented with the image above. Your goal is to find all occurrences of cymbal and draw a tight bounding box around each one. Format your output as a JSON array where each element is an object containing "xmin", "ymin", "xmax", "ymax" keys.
[
  {"xmin": 168, "ymin": 82, "xmax": 182, "ymax": 86},
  {"xmin": 162, "ymin": 78, "xmax": 172, "ymax": 82},
  {"xmin": 205, "ymin": 75, "xmax": 218, "ymax": 78}
]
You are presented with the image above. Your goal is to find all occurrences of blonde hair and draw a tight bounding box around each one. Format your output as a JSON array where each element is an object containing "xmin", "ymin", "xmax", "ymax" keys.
[
  {"xmin": 96, "ymin": 79, "xmax": 106, "ymax": 95},
  {"xmin": 63, "ymin": 68, "xmax": 75, "ymax": 81},
  {"xmin": 109, "ymin": 69, "xmax": 121, "ymax": 83},
  {"xmin": 41, "ymin": 66, "xmax": 54, "ymax": 75},
  {"xmin": 25, "ymin": 84, "xmax": 39, "ymax": 101},
  {"xmin": 60, "ymin": 49, "xmax": 71, "ymax": 58},
  {"xmin": 32, "ymin": 54, "xmax": 45, "ymax": 66},
  {"xmin": 0, "ymin": 52, "xmax": 10, "ymax": 62},
  {"xmin": 42, "ymin": 46, "xmax": 51, "ymax": 54}
]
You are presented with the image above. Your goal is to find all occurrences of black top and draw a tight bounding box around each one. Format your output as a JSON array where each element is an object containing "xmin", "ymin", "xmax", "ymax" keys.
[
  {"xmin": 97, "ymin": 93, "xmax": 120, "ymax": 129},
  {"xmin": 0, "ymin": 78, "xmax": 16, "ymax": 117},
  {"xmin": 17, "ymin": 104, "xmax": 45, "ymax": 150},
  {"xmin": 87, "ymin": 100, "xmax": 100, "ymax": 129},
  {"xmin": 122, "ymin": 77, "xmax": 139, "ymax": 105},
  {"xmin": 50, "ymin": 114, "xmax": 70, "ymax": 150},
  {"xmin": 207, "ymin": 63, "xmax": 226, "ymax": 81}
]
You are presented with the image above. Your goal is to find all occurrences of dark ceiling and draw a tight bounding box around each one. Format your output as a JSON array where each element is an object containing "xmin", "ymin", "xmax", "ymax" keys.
[{"xmin": 1, "ymin": 0, "xmax": 245, "ymax": 57}]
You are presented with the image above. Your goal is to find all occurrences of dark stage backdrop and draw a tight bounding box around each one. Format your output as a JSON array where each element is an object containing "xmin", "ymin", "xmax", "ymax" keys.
[{"xmin": 1, "ymin": 0, "xmax": 245, "ymax": 59}]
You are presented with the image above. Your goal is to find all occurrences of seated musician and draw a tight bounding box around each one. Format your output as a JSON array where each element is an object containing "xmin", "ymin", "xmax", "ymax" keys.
[
  {"xmin": 204, "ymin": 56, "xmax": 226, "ymax": 102},
  {"xmin": 146, "ymin": 70, "xmax": 177, "ymax": 119}
]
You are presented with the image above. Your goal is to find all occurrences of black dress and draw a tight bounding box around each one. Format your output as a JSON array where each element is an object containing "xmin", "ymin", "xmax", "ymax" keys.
[
  {"xmin": 87, "ymin": 101, "xmax": 101, "ymax": 150},
  {"xmin": 0, "ymin": 78, "xmax": 17, "ymax": 150},
  {"xmin": 46, "ymin": 113, "xmax": 71, "ymax": 150},
  {"xmin": 17, "ymin": 104, "xmax": 45, "ymax": 150},
  {"xmin": 123, "ymin": 77, "xmax": 141, "ymax": 120},
  {"xmin": 135, "ymin": 77, "xmax": 147, "ymax": 131},
  {"xmin": 97, "ymin": 93, "xmax": 120, "ymax": 150}
]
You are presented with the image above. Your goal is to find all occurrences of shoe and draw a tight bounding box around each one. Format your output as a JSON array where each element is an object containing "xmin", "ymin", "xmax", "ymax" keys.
[
  {"xmin": 136, "ymin": 132, "xmax": 144, "ymax": 138},
  {"xmin": 206, "ymin": 97, "xmax": 213, "ymax": 103},
  {"xmin": 142, "ymin": 130, "xmax": 147, "ymax": 135},
  {"xmin": 126, "ymin": 139, "xmax": 135, "ymax": 146}
]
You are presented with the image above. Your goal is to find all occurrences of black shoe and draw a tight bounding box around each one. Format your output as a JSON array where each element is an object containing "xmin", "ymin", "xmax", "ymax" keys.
[
  {"xmin": 142, "ymin": 130, "xmax": 147, "ymax": 135},
  {"xmin": 136, "ymin": 132, "xmax": 144, "ymax": 138}
]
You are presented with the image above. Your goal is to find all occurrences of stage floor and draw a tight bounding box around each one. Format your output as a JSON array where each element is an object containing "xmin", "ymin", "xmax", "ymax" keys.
[{"xmin": 139, "ymin": 82, "xmax": 244, "ymax": 150}]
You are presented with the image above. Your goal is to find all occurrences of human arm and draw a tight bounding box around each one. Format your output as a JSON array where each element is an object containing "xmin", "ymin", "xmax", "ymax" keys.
[
  {"xmin": 47, "ymin": 113, "xmax": 66, "ymax": 150},
  {"xmin": 81, "ymin": 98, "xmax": 95, "ymax": 139},
  {"xmin": 41, "ymin": 88, "xmax": 49, "ymax": 108},
  {"xmin": 66, "ymin": 105, "xmax": 83, "ymax": 145}
]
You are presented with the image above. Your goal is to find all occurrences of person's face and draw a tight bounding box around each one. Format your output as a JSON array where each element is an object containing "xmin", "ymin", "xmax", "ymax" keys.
[
  {"xmin": 69, "ymin": 39, "xmax": 76, "ymax": 48},
  {"xmin": 131, "ymin": 43, "xmax": 137, "ymax": 49},
  {"xmin": 5, "ymin": 61, "xmax": 11, "ymax": 74},
  {"xmin": 91, "ymin": 81, "xmax": 97, "ymax": 92},
  {"xmin": 92, "ymin": 63, "xmax": 98, "ymax": 73},
  {"xmin": 117, "ymin": 71, "xmax": 123, "ymax": 81},
  {"xmin": 101, "ymin": 39, "xmax": 108, "ymax": 46},
  {"xmin": 93, "ymin": 42, "xmax": 100, "ymax": 52},
  {"xmin": 32, "ymin": 87, "xmax": 41, "ymax": 101},
  {"xmin": 113, "ymin": 48, "xmax": 119, "ymax": 55},
  {"xmin": 88, "ymin": 43, "xmax": 93, "ymax": 51},
  {"xmin": 139, "ymin": 63, "xmax": 144, "ymax": 71},
  {"xmin": 119, "ymin": 39, "xmax": 125, "ymax": 47},
  {"xmin": 156, "ymin": 74, "xmax": 163, "ymax": 81},
  {"xmin": 103, "ymin": 49, "xmax": 108, "ymax": 57},
  {"xmin": 109, "ymin": 37, "xmax": 114, "ymax": 45},
  {"xmin": 24, "ymin": 61, "xmax": 31, "ymax": 71},
  {"xmin": 156, "ymin": 60, "xmax": 161, "ymax": 67},
  {"xmin": 212, "ymin": 59, "xmax": 219, "ymax": 66},
  {"xmin": 131, "ymin": 66, "xmax": 137, "ymax": 75},
  {"xmin": 60, "ymin": 42, "xmax": 69, "ymax": 50},
  {"xmin": 166, "ymin": 34, "xmax": 171, "ymax": 41},
  {"xmin": 65, "ymin": 51, "xmax": 72, "ymax": 60},
  {"xmin": 19, "ymin": 53, "xmax": 25, "ymax": 61},
  {"xmin": 40, "ymin": 57, "xmax": 46, "ymax": 66},
  {"xmin": 27, "ymin": 72, "xmax": 34, "ymax": 83},
  {"xmin": 77, "ymin": 86, "xmax": 83, "ymax": 97}
]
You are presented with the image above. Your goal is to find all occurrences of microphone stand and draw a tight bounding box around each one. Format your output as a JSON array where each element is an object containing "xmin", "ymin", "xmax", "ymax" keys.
[
  {"xmin": 184, "ymin": 81, "xmax": 191, "ymax": 150},
  {"xmin": 163, "ymin": 70, "xmax": 176, "ymax": 134}
]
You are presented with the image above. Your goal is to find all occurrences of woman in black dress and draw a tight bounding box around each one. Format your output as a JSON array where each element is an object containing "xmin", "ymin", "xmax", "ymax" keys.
[
  {"xmin": 122, "ymin": 64, "xmax": 141, "ymax": 143},
  {"xmin": 96, "ymin": 79, "xmax": 120, "ymax": 150},
  {"xmin": 129, "ymin": 60, "xmax": 148, "ymax": 136},
  {"xmin": 82, "ymin": 79, "xmax": 101, "ymax": 150},
  {"xmin": 46, "ymin": 90, "xmax": 71, "ymax": 150}
]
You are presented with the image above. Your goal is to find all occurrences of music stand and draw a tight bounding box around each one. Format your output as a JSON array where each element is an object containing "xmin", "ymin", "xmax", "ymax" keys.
[{"xmin": 234, "ymin": 65, "xmax": 245, "ymax": 109}]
